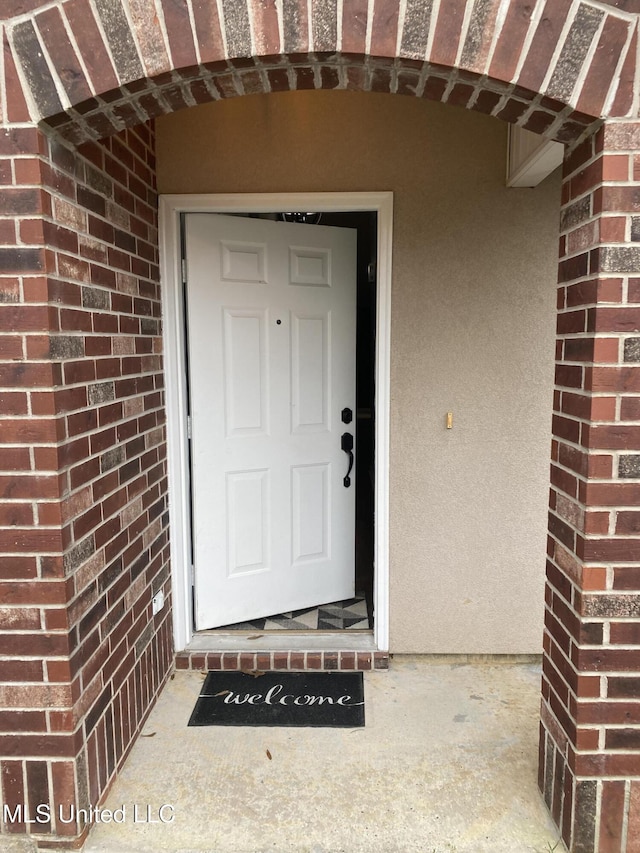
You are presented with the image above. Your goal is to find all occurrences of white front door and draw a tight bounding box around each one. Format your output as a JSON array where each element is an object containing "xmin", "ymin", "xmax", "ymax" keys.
[{"xmin": 185, "ymin": 213, "xmax": 357, "ymax": 629}]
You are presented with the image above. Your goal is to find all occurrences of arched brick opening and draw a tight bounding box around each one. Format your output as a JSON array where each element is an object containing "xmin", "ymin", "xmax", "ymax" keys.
[
  {"xmin": 1, "ymin": 2, "xmax": 640, "ymax": 851},
  {"xmin": 41, "ymin": 55, "xmax": 601, "ymax": 147}
]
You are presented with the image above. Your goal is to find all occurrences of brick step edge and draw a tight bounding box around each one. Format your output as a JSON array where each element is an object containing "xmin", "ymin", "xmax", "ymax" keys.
[{"xmin": 175, "ymin": 651, "xmax": 389, "ymax": 671}]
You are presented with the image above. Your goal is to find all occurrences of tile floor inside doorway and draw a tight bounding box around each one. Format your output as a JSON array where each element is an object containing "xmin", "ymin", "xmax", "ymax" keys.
[
  {"xmin": 82, "ymin": 656, "xmax": 563, "ymax": 853},
  {"xmin": 216, "ymin": 593, "xmax": 371, "ymax": 631}
]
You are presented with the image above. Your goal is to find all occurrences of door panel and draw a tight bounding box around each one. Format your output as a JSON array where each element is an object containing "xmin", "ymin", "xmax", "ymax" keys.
[
  {"xmin": 185, "ymin": 213, "xmax": 357, "ymax": 629},
  {"xmin": 221, "ymin": 241, "xmax": 267, "ymax": 283},
  {"xmin": 289, "ymin": 246, "xmax": 331, "ymax": 286},
  {"xmin": 292, "ymin": 463, "xmax": 330, "ymax": 564},
  {"xmin": 223, "ymin": 308, "xmax": 267, "ymax": 435},
  {"xmin": 291, "ymin": 313, "xmax": 329, "ymax": 433},
  {"xmin": 226, "ymin": 470, "xmax": 270, "ymax": 576}
]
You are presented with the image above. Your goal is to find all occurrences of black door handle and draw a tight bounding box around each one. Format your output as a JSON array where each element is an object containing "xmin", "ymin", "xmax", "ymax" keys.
[{"xmin": 341, "ymin": 432, "xmax": 354, "ymax": 487}]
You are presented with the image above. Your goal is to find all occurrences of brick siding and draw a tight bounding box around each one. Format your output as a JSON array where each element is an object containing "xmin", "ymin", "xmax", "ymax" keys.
[
  {"xmin": 175, "ymin": 650, "xmax": 389, "ymax": 673},
  {"xmin": 540, "ymin": 122, "xmax": 640, "ymax": 852},
  {"xmin": 1, "ymin": 1, "xmax": 640, "ymax": 850},
  {"xmin": 0, "ymin": 117, "xmax": 173, "ymax": 846}
]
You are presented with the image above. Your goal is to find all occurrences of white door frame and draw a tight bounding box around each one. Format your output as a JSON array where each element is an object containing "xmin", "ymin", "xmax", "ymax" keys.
[{"xmin": 159, "ymin": 192, "xmax": 393, "ymax": 653}]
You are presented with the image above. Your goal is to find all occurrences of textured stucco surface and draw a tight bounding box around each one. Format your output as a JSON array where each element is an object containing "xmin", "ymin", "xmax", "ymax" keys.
[{"xmin": 156, "ymin": 90, "xmax": 561, "ymax": 653}]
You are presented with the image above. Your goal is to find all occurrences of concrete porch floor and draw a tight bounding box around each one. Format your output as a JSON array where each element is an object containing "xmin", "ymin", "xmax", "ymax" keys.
[{"xmin": 82, "ymin": 656, "xmax": 562, "ymax": 853}]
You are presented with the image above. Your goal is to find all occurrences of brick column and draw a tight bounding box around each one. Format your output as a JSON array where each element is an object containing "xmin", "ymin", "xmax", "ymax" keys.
[
  {"xmin": 542, "ymin": 120, "xmax": 640, "ymax": 853},
  {"xmin": 1, "ymin": 32, "xmax": 173, "ymax": 840},
  {"xmin": 0, "ymin": 112, "xmax": 77, "ymax": 838}
]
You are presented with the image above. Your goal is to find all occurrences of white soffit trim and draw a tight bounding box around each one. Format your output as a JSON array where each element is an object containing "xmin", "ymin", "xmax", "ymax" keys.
[{"xmin": 507, "ymin": 125, "xmax": 564, "ymax": 188}]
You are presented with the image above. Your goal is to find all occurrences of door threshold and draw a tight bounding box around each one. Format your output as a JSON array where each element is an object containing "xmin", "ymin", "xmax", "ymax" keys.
[{"xmin": 186, "ymin": 630, "xmax": 377, "ymax": 653}]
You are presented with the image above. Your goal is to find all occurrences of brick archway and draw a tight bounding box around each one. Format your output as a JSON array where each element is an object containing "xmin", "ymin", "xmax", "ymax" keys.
[
  {"xmin": 2, "ymin": 2, "xmax": 640, "ymax": 851},
  {"xmin": 6, "ymin": 0, "xmax": 634, "ymax": 144}
]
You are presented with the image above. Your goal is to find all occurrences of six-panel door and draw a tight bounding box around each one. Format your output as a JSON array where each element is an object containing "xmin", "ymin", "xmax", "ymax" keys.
[{"xmin": 185, "ymin": 213, "xmax": 357, "ymax": 629}]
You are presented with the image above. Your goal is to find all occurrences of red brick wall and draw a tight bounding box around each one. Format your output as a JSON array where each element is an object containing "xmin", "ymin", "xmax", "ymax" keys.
[
  {"xmin": 0, "ymin": 117, "xmax": 172, "ymax": 845},
  {"xmin": 1, "ymin": 1, "xmax": 640, "ymax": 851},
  {"xmin": 541, "ymin": 123, "xmax": 640, "ymax": 852},
  {"xmin": 5, "ymin": 0, "xmax": 636, "ymax": 149}
]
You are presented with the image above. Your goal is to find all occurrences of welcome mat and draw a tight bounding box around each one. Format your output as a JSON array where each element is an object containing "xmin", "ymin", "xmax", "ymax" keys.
[{"xmin": 188, "ymin": 671, "xmax": 365, "ymax": 728}]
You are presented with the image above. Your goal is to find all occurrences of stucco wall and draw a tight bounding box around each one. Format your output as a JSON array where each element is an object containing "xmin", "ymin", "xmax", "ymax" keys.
[{"xmin": 156, "ymin": 90, "xmax": 561, "ymax": 654}]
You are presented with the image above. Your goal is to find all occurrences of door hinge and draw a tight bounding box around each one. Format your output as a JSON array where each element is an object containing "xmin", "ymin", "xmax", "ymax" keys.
[
  {"xmin": 181, "ymin": 258, "xmax": 187, "ymax": 285},
  {"xmin": 186, "ymin": 415, "xmax": 192, "ymax": 440},
  {"xmin": 190, "ymin": 563, "xmax": 195, "ymax": 585}
]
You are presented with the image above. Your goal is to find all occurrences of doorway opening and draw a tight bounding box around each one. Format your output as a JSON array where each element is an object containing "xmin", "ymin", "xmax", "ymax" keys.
[
  {"xmin": 190, "ymin": 210, "xmax": 378, "ymax": 634},
  {"xmin": 160, "ymin": 192, "xmax": 392, "ymax": 655}
]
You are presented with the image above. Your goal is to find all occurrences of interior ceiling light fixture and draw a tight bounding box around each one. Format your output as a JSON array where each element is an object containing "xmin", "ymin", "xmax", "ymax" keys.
[{"xmin": 280, "ymin": 212, "xmax": 322, "ymax": 225}]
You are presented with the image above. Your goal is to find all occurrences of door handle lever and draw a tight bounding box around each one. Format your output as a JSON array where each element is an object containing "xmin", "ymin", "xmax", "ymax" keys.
[{"xmin": 341, "ymin": 432, "xmax": 354, "ymax": 488}]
